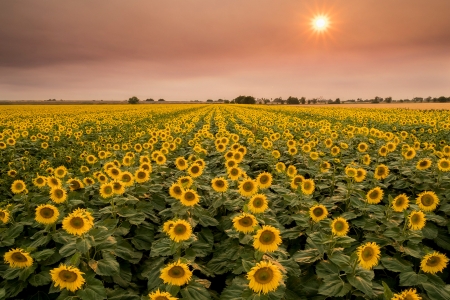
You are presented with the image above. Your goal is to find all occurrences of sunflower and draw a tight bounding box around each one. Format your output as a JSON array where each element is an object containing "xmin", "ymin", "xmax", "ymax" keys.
[
  {"xmin": 180, "ymin": 189, "xmax": 200, "ymax": 206},
  {"xmin": 416, "ymin": 158, "xmax": 432, "ymax": 170},
  {"xmin": 437, "ymin": 158, "xmax": 450, "ymax": 172},
  {"xmin": 4, "ymin": 248, "xmax": 33, "ymax": 268},
  {"xmin": 35, "ymin": 204, "xmax": 60, "ymax": 224},
  {"xmin": 248, "ymin": 194, "xmax": 268, "ymax": 214},
  {"xmin": 392, "ymin": 288, "xmax": 422, "ymax": 300},
  {"xmin": 331, "ymin": 217, "xmax": 349, "ymax": 236},
  {"xmin": 288, "ymin": 147, "xmax": 298, "ymax": 156},
  {"xmin": 301, "ymin": 179, "xmax": 315, "ymax": 195},
  {"xmin": 354, "ymin": 168, "xmax": 367, "ymax": 182},
  {"xmin": 50, "ymin": 187, "xmax": 68, "ymax": 204},
  {"xmin": 357, "ymin": 242, "xmax": 381, "ymax": 269},
  {"xmin": 247, "ymin": 261, "xmax": 282, "ymax": 294},
  {"xmin": 140, "ymin": 162, "xmax": 153, "ymax": 172},
  {"xmin": 362, "ymin": 154, "xmax": 371, "ymax": 165},
  {"xmin": 7, "ymin": 170, "xmax": 17, "ymax": 178},
  {"xmin": 330, "ymin": 146, "xmax": 340, "ymax": 156},
  {"xmin": 54, "ymin": 166, "xmax": 68, "ymax": 178},
  {"xmin": 309, "ymin": 205, "xmax": 328, "ymax": 222},
  {"xmin": 112, "ymin": 180, "xmax": 126, "ymax": 195},
  {"xmin": 408, "ymin": 211, "xmax": 426, "ymax": 230},
  {"xmin": 169, "ymin": 183, "xmax": 184, "ymax": 200},
  {"xmin": 416, "ymin": 191, "xmax": 439, "ymax": 212},
  {"xmin": 391, "ymin": 194, "xmax": 409, "ymax": 212},
  {"xmin": 62, "ymin": 209, "xmax": 94, "ymax": 236},
  {"xmin": 163, "ymin": 220, "xmax": 175, "ymax": 234},
  {"xmin": 175, "ymin": 157, "xmax": 188, "ymax": 170},
  {"xmin": 160, "ymin": 260, "xmax": 192, "ymax": 286},
  {"xmin": 155, "ymin": 155, "xmax": 167, "ymax": 165},
  {"xmin": 83, "ymin": 177, "xmax": 95, "ymax": 186},
  {"xmin": 366, "ymin": 187, "xmax": 383, "ymax": 204},
  {"xmin": 345, "ymin": 167, "xmax": 357, "ymax": 178},
  {"xmin": 238, "ymin": 179, "xmax": 258, "ymax": 197},
  {"xmin": 0, "ymin": 209, "xmax": 10, "ymax": 224},
  {"xmin": 403, "ymin": 148, "xmax": 416, "ymax": 160},
  {"xmin": 256, "ymin": 172, "xmax": 272, "ymax": 189},
  {"xmin": 357, "ymin": 142, "xmax": 368, "ymax": 152},
  {"xmin": 290, "ymin": 175, "xmax": 305, "ymax": 190},
  {"xmin": 211, "ymin": 177, "xmax": 228, "ymax": 193},
  {"xmin": 47, "ymin": 176, "xmax": 62, "ymax": 188},
  {"xmin": 320, "ymin": 161, "xmax": 331, "ymax": 173},
  {"xmin": 272, "ymin": 150, "xmax": 280, "ymax": 159},
  {"xmin": 233, "ymin": 213, "xmax": 258, "ymax": 234},
  {"xmin": 374, "ymin": 164, "xmax": 389, "ymax": 180},
  {"xmin": 67, "ymin": 179, "xmax": 84, "ymax": 191},
  {"xmin": 420, "ymin": 252, "xmax": 448, "ymax": 274},
  {"xmin": 32, "ymin": 176, "xmax": 47, "ymax": 188},
  {"xmin": 178, "ymin": 176, "xmax": 194, "ymax": 188},
  {"xmin": 107, "ymin": 167, "xmax": 122, "ymax": 180},
  {"xmin": 86, "ymin": 155, "xmax": 97, "ymax": 164},
  {"xmin": 187, "ymin": 164, "xmax": 203, "ymax": 178},
  {"xmin": 253, "ymin": 225, "xmax": 282, "ymax": 252},
  {"xmin": 11, "ymin": 180, "xmax": 26, "ymax": 194},
  {"xmin": 286, "ymin": 165, "xmax": 297, "ymax": 177},
  {"xmin": 50, "ymin": 264, "xmax": 85, "ymax": 292},
  {"xmin": 228, "ymin": 167, "xmax": 241, "ymax": 180},
  {"xmin": 120, "ymin": 171, "xmax": 134, "ymax": 187},
  {"xmin": 99, "ymin": 183, "xmax": 114, "ymax": 199},
  {"xmin": 168, "ymin": 219, "xmax": 192, "ymax": 242},
  {"xmin": 275, "ymin": 162, "xmax": 286, "ymax": 172},
  {"xmin": 135, "ymin": 169, "xmax": 150, "ymax": 183},
  {"xmin": 309, "ymin": 152, "xmax": 319, "ymax": 161},
  {"xmin": 149, "ymin": 289, "xmax": 178, "ymax": 300}
]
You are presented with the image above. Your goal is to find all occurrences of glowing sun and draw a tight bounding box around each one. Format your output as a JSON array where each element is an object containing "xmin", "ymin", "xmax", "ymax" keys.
[{"xmin": 312, "ymin": 16, "xmax": 329, "ymax": 31}]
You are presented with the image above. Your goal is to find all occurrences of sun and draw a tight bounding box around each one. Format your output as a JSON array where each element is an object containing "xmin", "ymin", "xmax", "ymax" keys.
[{"xmin": 312, "ymin": 15, "xmax": 329, "ymax": 31}]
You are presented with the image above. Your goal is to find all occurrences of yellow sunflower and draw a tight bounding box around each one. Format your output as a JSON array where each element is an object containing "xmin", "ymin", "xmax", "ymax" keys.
[
  {"xmin": 54, "ymin": 166, "xmax": 68, "ymax": 178},
  {"xmin": 228, "ymin": 166, "xmax": 242, "ymax": 180},
  {"xmin": 7, "ymin": 170, "xmax": 17, "ymax": 178},
  {"xmin": 211, "ymin": 177, "xmax": 228, "ymax": 193},
  {"xmin": 374, "ymin": 164, "xmax": 390, "ymax": 180},
  {"xmin": 50, "ymin": 264, "xmax": 85, "ymax": 292},
  {"xmin": 120, "ymin": 171, "xmax": 134, "ymax": 187},
  {"xmin": 345, "ymin": 167, "xmax": 357, "ymax": 178},
  {"xmin": 180, "ymin": 189, "xmax": 200, "ymax": 206},
  {"xmin": 178, "ymin": 176, "xmax": 194, "ymax": 188},
  {"xmin": 437, "ymin": 158, "xmax": 450, "ymax": 172},
  {"xmin": 233, "ymin": 213, "xmax": 258, "ymax": 234},
  {"xmin": 33, "ymin": 176, "xmax": 47, "ymax": 188},
  {"xmin": 50, "ymin": 187, "xmax": 68, "ymax": 204},
  {"xmin": 420, "ymin": 252, "xmax": 448, "ymax": 274},
  {"xmin": 155, "ymin": 154, "xmax": 167, "ymax": 165},
  {"xmin": 256, "ymin": 172, "xmax": 273, "ymax": 189},
  {"xmin": 47, "ymin": 176, "xmax": 62, "ymax": 188},
  {"xmin": 112, "ymin": 180, "xmax": 125, "ymax": 195},
  {"xmin": 253, "ymin": 225, "xmax": 282, "ymax": 252},
  {"xmin": 331, "ymin": 217, "xmax": 349, "ymax": 236},
  {"xmin": 416, "ymin": 158, "xmax": 432, "ymax": 170},
  {"xmin": 275, "ymin": 162, "xmax": 286, "ymax": 173},
  {"xmin": 366, "ymin": 187, "xmax": 383, "ymax": 204},
  {"xmin": 286, "ymin": 165, "xmax": 297, "ymax": 177},
  {"xmin": 392, "ymin": 288, "xmax": 422, "ymax": 300},
  {"xmin": 248, "ymin": 194, "xmax": 269, "ymax": 214},
  {"xmin": 135, "ymin": 169, "xmax": 150, "ymax": 183},
  {"xmin": 99, "ymin": 183, "xmax": 114, "ymax": 199},
  {"xmin": 62, "ymin": 209, "xmax": 94, "ymax": 236},
  {"xmin": 408, "ymin": 211, "xmax": 426, "ymax": 230},
  {"xmin": 354, "ymin": 168, "xmax": 367, "ymax": 182},
  {"xmin": 175, "ymin": 157, "xmax": 188, "ymax": 170},
  {"xmin": 169, "ymin": 183, "xmax": 184, "ymax": 200},
  {"xmin": 357, "ymin": 142, "xmax": 368, "ymax": 152},
  {"xmin": 320, "ymin": 161, "xmax": 331, "ymax": 173},
  {"xmin": 187, "ymin": 164, "xmax": 203, "ymax": 178},
  {"xmin": 309, "ymin": 205, "xmax": 328, "ymax": 222},
  {"xmin": 149, "ymin": 289, "xmax": 178, "ymax": 300},
  {"xmin": 107, "ymin": 167, "xmax": 122, "ymax": 180},
  {"xmin": 416, "ymin": 191, "xmax": 439, "ymax": 212},
  {"xmin": 160, "ymin": 260, "xmax": 192, "ymax": 286},
  {"xmin": 11, "ymin": 180, "xmax": 26, "ymax": 194},
  {"xmin": 362, "ymin": 154, "xmax": 371, "ymax": 166},
  {"xmin": 301, "ymin": 179, "xmax": 315, "ymax": 195},
  {"xmin": 83, "ymin": 177, "xmax": 95, "ymax": 186},
  {"xmin": 67, "ymin": 179, "xmax": 84, "ymax": 191},
  {"xmin": 35, "ymin": 204, "xmax": 60, "ymax": 224},
  {"xmin": 4, "ymin": 248, "xmax": 33, "ymax": 268},
  {"xmin": 290, "ymin": 175, "xmax": 305, "ymax": 190},
  {"xmin": 238, "ymin": 179, "xmax": 258, "ymax": 197},
  {"xmin": 247, "ymin": 261, "xmax": 282, "ymax": 294},
  {"xmin": 392, "ymin": 194, "xmax": 409, "ymax": 212},
  {"xmin": 403, "ymin": 148, "xmax": 416, "ymax": 160},
  {"xmin": 163, "ymin": 220, "xmax": 175, "ymax": 234},
  {"xmin": 357, "ymin": 242, "xmax": 381, "ymax": 269},
  {"xmin": 0, "ymin": 209, "xmax": 10, "ymax": 224},
  {"xmin": 168, "ymin": 219, "xmax": 192, "ymax": 242}
]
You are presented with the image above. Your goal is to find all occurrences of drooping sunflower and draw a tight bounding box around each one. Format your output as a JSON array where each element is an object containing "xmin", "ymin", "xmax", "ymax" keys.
[
  {"xmin": 35, "ymin": 204, "xmax": 60, "ymax": 224},
  {"xmin": 247, "ymin": 261, "xmax": 282, "ymax": 294},
  {"xmin": 290, "ymin": 175, "xmax": 305, "ymax": 190},
  {"xmin": 67, "ymin": 178, "xmax": 84, "ymax": 191},
  {"xmin": 354, "ymin": 168, "xmax": 367, "ymax": 182},
  {"xmin": 437, "ymin": 158, "xmax": 450, "ymax": 172},
  {"xmin": 256, "ymin": 172, "xmax": 273, "ymax": 189},
  {"xmin": 4, "ymin": 248, "xmax": 33, "ymax": 268},
  {"xmin": 50, "ymin": 264, "xmax": 85, "ymax": 292},
  {"xmin": 175, "ymin": 157, "xmax": 188, "ymax": 170},
  {"xmin": 362, "ymin": 154, "xmax": 371, "ymax": 166},
  {"xmin": 0, "ymin": 209, "xmax": 10, "ymax": 224},
  {"xmin": 408, "ymin": 210, "xmax": 426, "ymax": 230},
  {"xmin": 178, "ymin": 176, "xmax": 194, "ymax": 188},
  {"xmin": 187, "ymin": 164, "xmax": 203, "ymax": 178},
  {"xmin": 420, "ymin": 252, "xmax": 448, "ymax": 274},
  {"xmin": 374, "ymin": 164, "xmax": 390, "ymax": 180},
  {"xmin": 253, "ymin": 225, "xmax": 282, "ymax": 252},
  {"xmin": 11, "ymin": 180, "xmax": 26, "ymax": 194},
  {"xmin": 320, "ymin": 161, "xmax": 331, "ymax": 173},
  {"xmin": 238, "ymin": 179, "xmax": 258, "ymax": 197},
  {"xmin": 112, "ymin": 180, "xmax": 126, "ymax": 195},
  {"xmin": 309, "ymin": 205, "xmax": 328, "ymax": 222},
  {"xmin": 286, "ymin": 165, "xmax": 297, "ymax": 177},
  {"xmin": 357, "ymin": 242, "xmax": 381, "ymax": 269},
  {"xmin": 233, "ymin": 213, "xmax": 258, "ymax": 234},
  {"xmin": 392, "ymin": 194, "xmax": 409, "ymax": 212},
  {"xmin": 366, "ymin": 187, "xmax": 383, "ymax": 204},
  {"xmin": 62, "ymin": 209, "xmax": 94, "ymax": 236},
  {"xmin": 148, "ymin": 289, "xmax": 178, "ymax": 300},
  {"xmin": 33, "ymin": 176, "xmax": 47, "ymax": 188},
  {"xmin": 50, "ymin": 187, "xmax": 68, "ymax": 204},
  {"xmin": 392, "ymin": 288, "xmax": 422, "ymax": 300},
  {"xmin": 134, "ymin": 169, "xmax": 150, "ymax": 183},
  {"xmin": 301, "ymin": 179, "xmax": 315, "ymax": 195},
  {"xmin": 331, "ymin": 217, "xmax": 349, "ymax": 236},
  {"xmin": 168, "ymin": 219, "xmax": 192, "ymax": 242},
  {"xmin": 248, "ymin": 194, "xmax": 269, "ymax": 214},
  {"xmin": 160, "ymin": 260, "xmax": 192, "ymax": 286},
  {"xmin": 211, "ymin": 177, "xmax": 228, "ymax": 193},
  {"xmin": 180, "ymin": 189, "xmax": 200, "ymax": 206},
  {"xmin": 99, "ymin": 183, "xmax": 114, "ymax": 199},
  {"xmin": 416, "ymin": 191, "xmax": 439, "ymax": 212},
  {"xmin": 169, "ymin": 183, "xmax": 184, "ymax": 200},
  {"xmin": 416, "ymin": 158, "xmax": 432, "ymax": 170}
]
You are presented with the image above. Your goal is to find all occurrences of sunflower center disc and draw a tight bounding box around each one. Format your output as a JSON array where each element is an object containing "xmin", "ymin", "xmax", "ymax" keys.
[
  {"xmin": 254, "ymin": 267, "xmax": 274, "ymax": 284},
  {"xmin": 70, "ymin": 217, "xmax": 85, "ymax": 229},
  {"xmin": 113, "ymin": 183, "xmax": 122, "ymax": 190},
  {"xmin": 369, "ymin": 191, "xmax": 379, "ymax": 199},
  {"xmin": 154, "ymin": 296, "xmax": 169, "ymax": 300},
  {"xmin": 0, "ymin": 212, "xmax": 5, "ymax": 218},
  {"xmin": 122, "ymin": 175, "xmax": 131, "ymax": 182},
  {"xmin": 55, "ymin": 189, "xmax": 64, "ymax": 198},
  {"xmin": 185, "ymin": 192, "xmax": 195, "ymax": 201},
  {"xmin": 138, "ymin": 172, "xmax": 146, "ymax": 179},
  {"xmin": 41, "ymin": 207, "xmax": 55, "ymax": 218},
  {"xmin": 243, "ymin": 182, "xmax": 253, "ymax": 192},
  {"xmin": 174, "ymin": 187, "xmax": 182, "ymax": 194},
  {"xmin": 169, "ymin": 266, "xmax": 185, "ymax": 278},
  {"xmin": 15, "ymin": 183, "xmax": 23, "ymax": 190},
  {"xmin": 334, "ymin": 221, "xmax": 344, "ymax": 231},
  {"xmin": 59, "ymin": 270, "xmax": 78, "ymax": 282},
  {"xmin": 216, "ymin": 181, "xmax": 224, "ymax": 187},
  {"xmin": 253, "ymin": 198, "xmax": 263, "ymax": 208},
  {"xmin": 421, "ymin": 195, "xmax": 434, "ymax": 206},
  {"xmin": 362, "ymin": 247, "xmax": 374, "ymax": 261},
  {"xmin": 259, "ymin": 231, "xmax": 275, "ymax": 245},
  {"xmin": 104, "ymin": 187, "xmax": 112, "ymax": 194},
  {"xmin": 313, "ymin": 208, "xmax": 324, "ymax": 217},
  {"xmin": 11, "ymin": 252, "xmax": 27, "ymax": 262},
  {"xmin": 411, "ymin": 214, "xmax": 420, "ymax": 223},
  {"xmin": 191, "ymin": 167, "xmax": 199, "ymax": 174},
  {"xmin": 174, "ymin": 224, "xmax": 186, "ymax": 235},
  {"xmin": 441, "ymin": 161, "xmax": 449, "ymax": 168},
  {"xmin": 260, "ymin": 176, "xmax": 268, "ymax": 184},
  {"xmin": 426, "ymin": 256, "xmax": 440, "ymax": 267},
  {"xmin": 37, "ymin": 178, "xmax": 44, "ymax": 184},
  {"xmin": 304, "ymin": 183, "xmax": 312, "ymax": 190},
  {"xmin": 238, "ymin": 217, "xmax": 253, "ymax": 227},
  {"xmin": 71, "ymin": 181, "xmax": 80, "ymax": 190}
]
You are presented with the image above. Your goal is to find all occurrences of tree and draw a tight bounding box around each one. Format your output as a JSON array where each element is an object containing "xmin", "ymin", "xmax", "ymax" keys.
[
  {"xmin": 128, "ymin": 96, "xmax": 140, "ymax": 104},
  {"xmin": 300, "ymin": 97, "xmax": 306, "ymax": 104},
  {"xmin": 234, "ymin": 95, "xmax": 256, "ymax": 104},
  {"xmin": 145, "ymin": 98, "xmax": 154, "ymax": 102},
  {"xmin": 273, "ymin": 97, "xmax": 284, "ymax": 104},
  {"xmin": 286, "ymin": 96, "xmax": 300, "ymax": 104},
  {"xmin": 206, "ymin": 99, "xmax": 213, "ymax": 103},
  {"xmin": 158, "ymin": 98, "xmax": 165, "ymax": 102},
  {"xmin": 385, "ymin": 97, "xmax": 392, "ymax": 103},
  {"xmin": 335, "ymin": 98, "xmax": 340, "ymax": 104}
]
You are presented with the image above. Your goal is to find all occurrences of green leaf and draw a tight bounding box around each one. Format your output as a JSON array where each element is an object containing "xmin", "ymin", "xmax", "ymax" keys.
[
  {"xmin": 422, "ymin": 222, "xmax": 438, "ymax": 239},
  {"xmin": 32, "ymin": 249, "xmax": 55, "ymax": 261},
  {"xmin": 347, "ymin": 268, "xmax": 374, "ymax": 297},
  {"xmin": 241, "ymin": 260, "xmax": 255, "ymax": 272},
  {"xmin": 328, "ymin": 251, "xmax": 350, "ymax": 268},
  {"xmin": 76, "ymin": 274, "xmax": 107, "ymax": 300},
  {"xmin": 59, "ymin": 241, "xmax": 77, "ymax": 257},
  {"xmin": 89, "ymin": 252, "xmax": 120, "ymax": 276},
  {"xmin": 318, "ymin": 274, "xmax": 351, "ymax": 297},
  {"xmin": 198, "ymin": 215, "xmax": 219, "ymax": 227},
  {"xmin": 422, "ymin": 283, "xmax": 450, "ymax": 300},
  {"xmin": 141, "ymin": 257, "xmax": 165, "ymax": 290},
  {"xmin": 4, "ymin": 224, "xmax": 24, "ymax": 239},
  {"xmin": 76, "ymin": 237, "xmax": 93, "ymax": 254},
  {"xmin": 399, "ymin": 271, "xmax": 428, "ymax": 286},
  {"xmin": 180, "ymin": 281, "xmax": 211, "ymax": 300},
  {"xmin": 315, "ymin": 260, "xmax": 339, "ymax": 278},
  {"xmin": 292, "ymin": 249, "xmax": 321, "ymax": 264},
  {"xmin": 382, "ymin": 281, "xmax": 394, "ymax": 300},
  {"xmin": 29, "ymin": 272, "xmax": 52, "ymax": 287},
  {"xmin": 381, "ymin": 256, "xmax": 413, "ymax": 273},
  {"xmin": 150, "ymin": 238, "xmax": 176, "ymax": 257}
]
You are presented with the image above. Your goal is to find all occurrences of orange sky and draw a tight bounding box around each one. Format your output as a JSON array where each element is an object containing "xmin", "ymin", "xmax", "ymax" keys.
[{"xmin": 0, "ymin": 0, "xmax": 449, "ymax": 101}]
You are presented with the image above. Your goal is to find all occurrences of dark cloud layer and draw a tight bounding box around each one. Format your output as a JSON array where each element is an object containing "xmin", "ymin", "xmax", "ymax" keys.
[{"xmin": 0, "ymin": 0, "xmax": 449, "ymax": 100}]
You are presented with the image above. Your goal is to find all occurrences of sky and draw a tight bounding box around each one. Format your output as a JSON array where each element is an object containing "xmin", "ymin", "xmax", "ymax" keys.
[{"xmin": 1, "ymin": 0, "xmax": 449, "ymax": 101}]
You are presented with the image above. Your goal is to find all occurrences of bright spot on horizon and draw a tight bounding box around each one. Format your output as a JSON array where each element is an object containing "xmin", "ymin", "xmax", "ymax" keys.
[{"xmin": 312, "ymin": 16, "xmax": 329, "ymax": 31}]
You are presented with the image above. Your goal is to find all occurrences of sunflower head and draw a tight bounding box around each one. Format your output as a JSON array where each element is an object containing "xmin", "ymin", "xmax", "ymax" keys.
[
  {"xmin": 286, "ymin": 165, "xmax": 297, "ymax": 177},
  {"xmin": 253, "ymin": 225, "xmax": 282, "ymax": 253},
  {"xmin": 163, "ymin": 220, "xmax": 175, "ymax": 234},
  {"xmin": 301, "ymin": 179, "xmax": 315, "ymax": 195},
  {"xmin": 180, "ymin": 189, "xmax": 200, "ymax": 207},
  {"xmin": 233, "ymin": 213, "xmax": 258, "ymax": 234},
  {"xmin": 345, "ymin": 167, "xmax": 357, "ymax": 178},
  {"xmin": 99, "ymin": 183, "xmax": 114, "ymax": 199},
  {"xmin": 416, "ymin": 158, "xmax": 432, "ymax": 170},
  {"xmin": 403, "ymin": 148, "xmax": 416, "ymax": 160},
  {"xmin": 416, "ymin": 191, "xmax": 439, "ymax": 212},
  {"xmin": 248, "ymin": 194, "xmax": 269, "ymax": 214},
  {"xmin": 331, "ymin": 217, "xmax": 349, "ymax": 236},
  {"xmin": 366, "ymin": 187, "xmax": 384, "ymax": 204},
  {"xmin": 175, "ymin": 157, "xmax": 188, "ymax": 170},
  {"xmin": 50, "ymin": 187, "xmax": 68, "ymax": 204},
  {"xmin": 354, "ymin": 168, "xmax": 367, "ymax": 182},
  {"xmin": 50, "ymin": 264, "xmax": 85, "ymax": 292},
  {"xmin": 239, "ymin": 179, "xmax": 258, "ymax": 197},
  {"xmin": 62, "ymin": 209, "xmax": 94, "ymax": 236},
  {"xmin": 35, "ymin": 204, "xmax": 60, "ymax": 224},
  {"xmin": 178, "ymin": 176, "xmax": 194, "ymax": 188},
  {"xmin": 112, "ymin": 180, "xmax": 125, "ymax": 195},
  {"xmin": 246, "ymin": 261, "xmax": 282, "ymax": 294},
  {"xmin": 290, "ymin": 175, "xmax": 305, "ymax": 190},
  {"xmin": 168, "ymin": 219, "xmax": 192, "ymax": 242},
  {"xmin": 374, "ymin": 164, "xmax": 390, "ymax": 180},
  {"xmin": 420, "ymin": 252, "xmax": 449, "ymax": 274},
  {"xmin": 357, "ymin": 242, "xmax": 381, "ymax": 269},
  {"xmin": 33, "ymin": 176, "xmax": 47, "ymax": 187},
  {"xmin": 0, "ymin": 209, "xmax": 10, "ymax": 224},
  {"xmin": 211, "ymin": 177, "xmax": 228, "ymax": 193},
  {"xmin": 275, "ymin": 162, "xmax": 286, "ymax": 172},
  {"xmin": 148, "ymin": 289, "xmax": 178, "ymax": 300},
  {"xmin": 4, "ymin": 248, "xmax": 33, "ymax": 268},
  {"xmin": 309, "ymin": 205, "xmax": 328, "ymax": 222},
  {"xmin": 392, "ymin": 288, "xmax": 421, "ymax": 300},
  {"xmin": 54, "ymin": 166, "xmax": 68, "ymax": 178},
  {"xmin": 67, "ymin": 179, "xmax": 84, "ymax": 191},
  {"xmin": 11, "ymin": 180, "xmax": 26, "ymax": 194},
  {"xmin": 160, "ymin": 260, "xmax": 192, "ymax": 286},
  {"xmin": 392, "ymin": 194, "xmax": 409, "ymax": 212},
  {"xmin": 135, "ymin": 169, "xmax": 150, "ymax": 183},
  {"xmin": 437, "ymin": 158, "xmax": 450, "ymax": 172},
  {"xmin": 256, "ymin": 172, "xmax": 272, "ymax": 189},
  {"xmin": 169, "ymin": 183, "xmax": 184, "ymax": 199},
  {"xmin": 408, "ymin": 211, "xmax": 426, "ymax": 230}
]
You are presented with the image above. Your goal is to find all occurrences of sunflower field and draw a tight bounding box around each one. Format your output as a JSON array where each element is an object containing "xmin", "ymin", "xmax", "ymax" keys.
[{"xmin": 0, "ymin": 104, "xmax": 450, "ymax": 300}]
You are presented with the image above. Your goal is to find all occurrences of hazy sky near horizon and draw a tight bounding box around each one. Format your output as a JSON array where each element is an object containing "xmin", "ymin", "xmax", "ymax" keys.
[{"xmin": 1, "ymin": 0, "xmax": 449, "ymax": 101}]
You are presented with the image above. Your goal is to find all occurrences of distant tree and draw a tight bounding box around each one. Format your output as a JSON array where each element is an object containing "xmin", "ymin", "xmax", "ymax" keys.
[
  {"xmin": 300, "ymin": 97, "xmax": 306, "ymax": 104},
  {"xmin": 206, "ymin": 99, "xmax": 214, "ymax": 103},
  {"xmin": 224, "ymin": 100, "xmax": 230, "ymax": 104},
  {"xmin": 146, "ymin": 98, "xmax": 154, "ymax": 102},
  {"xmin": 385, "ymin": 97, "xmax": 392, "ymax": 103},
  {"xmin": 158, "ymin": 98, "xmax": 165, "ymax": 102},
  {"xmin": 273, "ymin": 97, "xmax": 284, "ymax": 104},
  {"xmin": 128, "ymin": 96, "xmax": 140, "ymax": 104},
  {"xmin": 286, "ymin": 96, "xmax": 300, "ymax": 104},
  {"xmin": 335, "ymin": 98, "xmax": 341, "ymax": 104},
  {"xmin": 437, "ymin": 96, "xmax": 448, "ymax": 103},
  {"xmin": 234, "ymin": 95, "xmax": 256, "ymax": 104}
]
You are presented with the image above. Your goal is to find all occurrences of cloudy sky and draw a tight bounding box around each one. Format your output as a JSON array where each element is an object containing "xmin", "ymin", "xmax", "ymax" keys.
[{"xmin": 1, "ymin": 0, "xmax": 449, "ymax": 101}]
